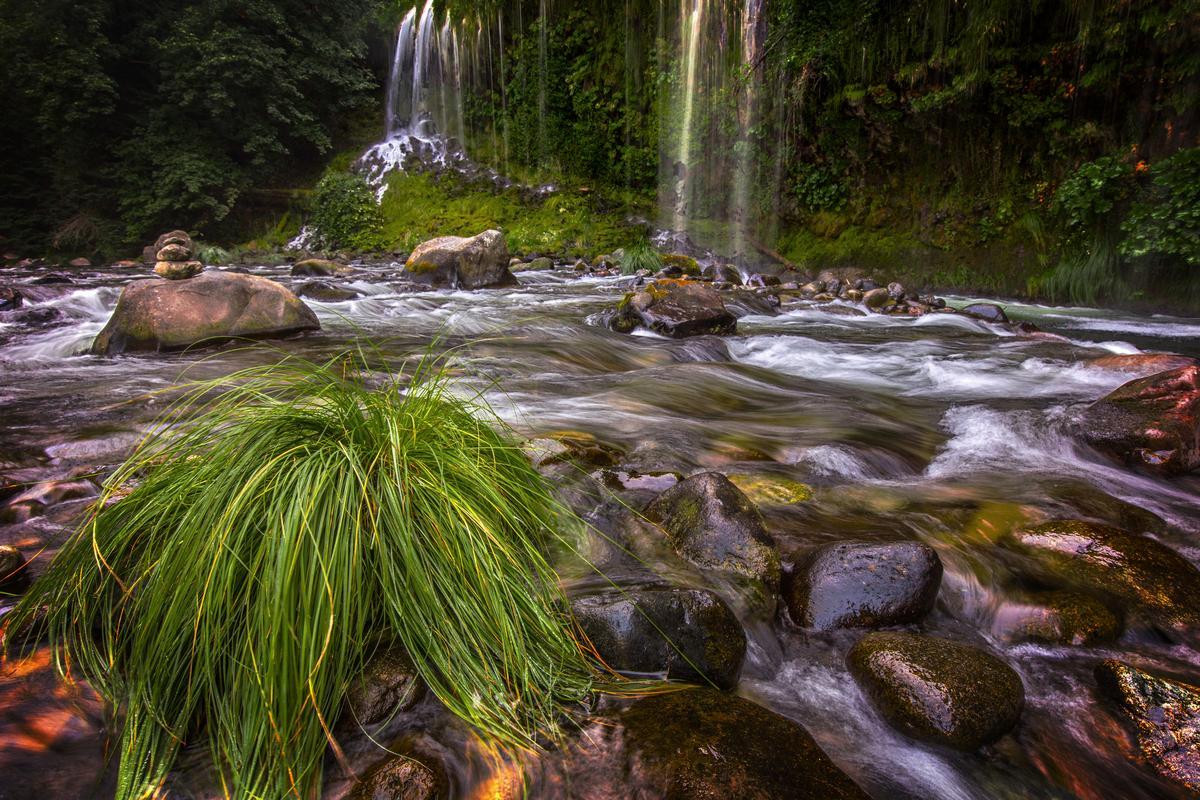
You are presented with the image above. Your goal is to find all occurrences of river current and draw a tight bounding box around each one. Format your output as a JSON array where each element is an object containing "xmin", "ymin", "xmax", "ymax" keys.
[{"xmin": 1, "ymin": 261, "xmax": 1198, "ymax": 799}]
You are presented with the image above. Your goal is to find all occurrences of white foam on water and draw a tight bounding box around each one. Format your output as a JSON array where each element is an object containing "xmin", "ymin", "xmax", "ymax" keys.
[{"xmin": 784, "ymin": 444, "xmax": 873, "ymax": 479}]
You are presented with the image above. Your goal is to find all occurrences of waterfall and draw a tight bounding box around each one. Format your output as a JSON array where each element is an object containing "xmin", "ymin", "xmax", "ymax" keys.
[
  {"xmin": 671, "ymin": 0, "xmax": 707, "ymax": 235},
  {"xmin": 732, "ymin": 0, "xmax": 765, "ymax": 257},
  {"xmin": 357, "ymin": 0, "xmax": 469, "ymax": 197}
]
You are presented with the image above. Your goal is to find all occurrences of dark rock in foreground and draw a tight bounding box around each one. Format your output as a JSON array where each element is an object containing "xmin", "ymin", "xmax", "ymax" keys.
[
  {"xmin": 848, "ymin": 631, "xmax": 1024, "ymax": 751},
  {"xmin": 1095, "ymin": 659, "xmax": 1200, "ymax": 794},
  {"xmin": 403, "ymin": 229, "xmax": 517, "ymax": 289},
  {"xmin": 959, "ymin": 302, "xmax": 1010, "ymax": 324},
  {"xmin": 1080, "ymin": 365, "xmax": 1200, "ymax": 475},
  {"xmin": 91, "ymin": 271, "xmax": 320, "ymax": 355},
  {"xmin": 787, "ymin": 541, "xmax": 942, "ymax": 630},
  {"xmin": 342, "ymin": 646, "xmax": 423, "ymax": 728},
  {"xmin": 582, "ymin": 688, "xmax": 869, "ymax": 799},
  {"xmin": 610, "ymin": 279, "xmax": 737, "ymax": 338},
  {"xmin": 1005, "ymin": 519, "xmax": 1200, "ymax": 628},
  {"xmin": 991, "ymin": 590, "xmax": 1121, "ymax": 646},
  {"xmin": 572, "ymin": 587, "xmax": 746, "ymax": 689},
  {"xmin": 644, "ymin": 472, "xmax": 780, "ymax": 597},
  {"xmin": 349, "ymin": 750, "xmax": 446, "ymax": 800}
]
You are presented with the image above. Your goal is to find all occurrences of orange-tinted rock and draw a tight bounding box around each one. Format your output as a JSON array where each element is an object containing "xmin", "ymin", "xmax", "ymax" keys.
[{"xmin": 1080, "ymin": 366, "xmax": 1200, "ymax": 475}]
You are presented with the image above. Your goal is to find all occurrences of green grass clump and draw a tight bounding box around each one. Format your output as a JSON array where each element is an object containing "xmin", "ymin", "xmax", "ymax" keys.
[
  {"xmin": 616, "ymin": 241, "xmax": 663, "ymax": 275},
  {"xmin": 3, "ymin": 352, "xmax": 596, "ymax": 800}
]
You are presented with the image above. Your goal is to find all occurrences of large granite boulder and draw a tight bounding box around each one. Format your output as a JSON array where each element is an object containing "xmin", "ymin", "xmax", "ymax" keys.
[
  {"xmin": 610, "ymin": 279, "xmax": 737, "ymax": 338},
  {"xmin": 1004, "ymin": 519, "xmax": 1200, "ymax": 629},
  {"xmin": 91, "ymin": 271, "xmax": 320, "ymax": 355},
  {"xmin": 570, "ymin": 688, "xmax": 869, "ymax": 799},
  {"xmin": 786, "ymin": 541, "xmax": 942, "ymax": 630},
  {"xmin": 403, "ymin": 230, "xmax": 516, "ymax": 289},
  {"xmin": 848, "ymin": 632, "xmax": 1025, "ymax": 751},
  {"xmin": 644, "ymin": 472, "xmax": 781, "ymax": 597},
  {"xmin": 1080, "ymin": 366, "xmax": 1200, "ymax": 475},
  {"xmin": 1095, "ymin": 659, "xmax": 1200, "ymax": 794},
  {"xmin": 572, "ymin": 587, "xmax": 746, "ymax": 689}
]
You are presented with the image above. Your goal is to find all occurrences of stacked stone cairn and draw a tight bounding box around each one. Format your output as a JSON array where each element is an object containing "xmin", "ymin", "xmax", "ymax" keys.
[{"xmin": 152, "ymin": 230, "xmax": 204, "ymax": 280}]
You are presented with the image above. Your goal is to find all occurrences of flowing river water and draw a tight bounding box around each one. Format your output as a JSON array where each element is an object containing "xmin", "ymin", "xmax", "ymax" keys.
[{"xmin": 1, "ymin": 261, "xmax": 1199, "ymax": 799}]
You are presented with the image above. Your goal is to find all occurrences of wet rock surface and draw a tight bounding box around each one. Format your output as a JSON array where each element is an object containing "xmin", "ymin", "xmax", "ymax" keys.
[
  {"xmin": 568, "ymin": 688, "xmax": 869, "ymax": 799},
  {"xmin": 343, "ymin": 647, "xmax": 424, "ymax": 728},
  {"xmin": 403, "ymin": 229, "xmax": 516, "ymax": 289},
  {"xmin": 1004, "ymin": 519, "xmax": 1200, "ymax": 628},
  {"xmin": 644, "ymin": 472, "xmax": 780, "ymax": 595},
  {"xmin": 1095, "ymin": 659, "xmax": 1200, "ymax": 794},
  {"xmin": 991, "ymin": 590, "xmax": 1121, "ymax": 646},
  {"xmin": 296, "ymin": 280, "xmax": 360, "ymax": 302},
  {"xmin": 348, "ymin": 750, "xmax": 447, "ymax": 800},
  {"xmin": 292, "ymin": 258, "xmax": 351, "ymax": 277},
  {"xmin": 1080, "ymin": 365, "xmax": 1200, "ymax": 475},
  {"xmin": 610, "ymin": 279, "xmax": 737, "ymax": 338},
  {"xmin": 572, "ymin": 587, "xmax": 746, "ymax": 689},
  {"xmin": 786, "ymin": 541, "xmax": 943, "ymax": 630},
  {"xmin": 848, "ymin": 631, "xmax": 1025, "ymax": 751},
  {"xmin": 959, "ymin": 302, "xmax": 1010, "ymax": 324},
  {"xmin": 90, "ymin": 271, "xmax": 320, "ymax": 354}
]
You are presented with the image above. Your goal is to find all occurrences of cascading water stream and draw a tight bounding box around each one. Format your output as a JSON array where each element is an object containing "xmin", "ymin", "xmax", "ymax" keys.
[{"xmin": 671, "ymin": 0, "xmax": 706, "ymax": 235}]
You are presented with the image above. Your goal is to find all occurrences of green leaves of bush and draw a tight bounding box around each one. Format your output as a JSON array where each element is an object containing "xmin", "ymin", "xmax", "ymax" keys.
[
  {"xmin": 310, "ymin": 171, "xmax": 385, "ymax": 251},
  {"xmin": 1121, "ymin": 148, "xmax": 1200, "ymax": 266}
]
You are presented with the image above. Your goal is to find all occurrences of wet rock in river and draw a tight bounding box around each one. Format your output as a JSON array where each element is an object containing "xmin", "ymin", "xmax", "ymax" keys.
[
  {"xmin": 786, "ymin": 541, "xmax": 942, "ymax": 631},
  {"xmin": 604, "ymin": 688, "xmax": 870, "ymax": 799},
  {"xmin": 862, "ymin": 287, "xmax": 891, "ymax": 311},
  {"xmin": 661, "ymin": 253, "xmax": 701, "ymax": 276},
  {"xmin": 1095, "ymin": 659, "xmax": 1200, "ymax": 794},
  {"xmin": 403, "ymin": 229, "xmax": 517, "ymax": 289},
  {"xmin": 90, "ymin": 271, "xmax": 320, "ymax": 355},
  {"xmin": 296, "ymin": 280, "xmax": 359, "ymax": 302},
  {"xmin": 0, "ymin": 286, "xmax": 21, "ymax": 311},
  {"xmin": 702, "ymin": 263, "xmax": 742, "ymax": 284},
  {"xmin": 609, "ymin": 279, "xmax": 737, "ymax": 338},
  {"xmin": 151, "ymin": 230, "xmax": 203, "ymax": 280},
  {"xmin": 0, "ymin": 545, "xmax": 28, "ymax": 592},
  {"xmin": 572, "ymin": 587, "xmax": 746, "ymax": 689},
  {"xmin": 291, "ymin": 258, "xmax": 350, "ymax": 277},
  {"xmin": 1079, "ymin": 365, "xmax": 1200, "ymax": 475},
  {"xmin": 847, "ymin": 631, "xmax": 1025, "ymax": 751},
  {"xmin": 1004, "ymin": 519, "xmax": 1200, "ymax": 628},
  {"xmin": 724, "ymin": 473, "xmax": 812, "ymax": 506},
  {"xmin": 349, "ymin": 749, "xmax": 446, "ymax": 800},
  {"xmin": 643, "ymin": 472, "xmax": 781, "ymax": 595},
  {"xmin": 959, "ymin": 302, "xmax": 1010, "ymax": 324},
  {"xmin": 524, "ymin": 431, "xmax": 623, "ymax": 468},
  {"xmin": 0, "ymin": 477, "xmax": 98, "ymax": 523},
  {"xmin": 991, "ymin": 590, "xmax": 1121, "ymax": 646},
  {"xmin": 343, "ymin": 646, "xmax": 423, "ymax": 727},
  {"xmin": 513, "ymin": 256, "xmax": 554, "ymax": 272},
  {"xmin": 1087, "ymin": 353, "xmax": 1198, "ymax": 374}
]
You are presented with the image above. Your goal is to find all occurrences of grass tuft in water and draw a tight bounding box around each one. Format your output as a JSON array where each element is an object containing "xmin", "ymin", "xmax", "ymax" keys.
[
  {"xmin": 617, "ymin": 241, "xmax": 663, "ymax": 275},
  {"xmin": 3, "ymin": 351, "xmax": 597, "ymax": 800}
]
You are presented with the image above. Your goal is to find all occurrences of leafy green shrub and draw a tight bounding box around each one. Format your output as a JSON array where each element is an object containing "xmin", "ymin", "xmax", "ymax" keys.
[
  {"xmin": 5, "ymin": 352, "xmax": 598, "ymax": 800},
  {"xmin": 1121, "ymin": 148, "xmax": 1200, "ymax": 265},
  {"xmin": 794, "ymin": 164, "xmax": 848, "ymax": 212},
  {"xmin": 1052, "ymin": 155, "xmax": 1133, "ymax": 236},
  {"xmin": 310, "ymin": 171, "xmax": 384, "ymax": 251}
]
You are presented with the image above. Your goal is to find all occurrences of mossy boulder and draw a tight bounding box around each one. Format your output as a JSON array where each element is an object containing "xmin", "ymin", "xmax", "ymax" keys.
[
  {"xmin": 848, "ymin": 632, "xmax": 1025, "ymax": 751},
  {"xmin": 644, "ymin": 472, "xmax": 781, "ymax": 598},
  {"xmin": 1079, "ymin": 365, "xmax": 1200, "ymax": 475},
  {"xmin": 1095, "ymin": 659, "xmax": 1200, "ymax": 794},
  {"xmin": 296, "ymin": 281, "xmax": 360, "ymax": 302},
  {"xmin": 862, "ymin": 287, "xmax": 891, "ymax": 311},
  {"xmin": 291, "ymin": 258, "xmax": 350, "ymax": 277},
  {"xmin": 348, "ymin": 749, "xmax": 446, "ymax": 800},
  {"xmin": 992, "ymin": 590, "xmax": 1121, "ymax": 646},
  {"xmin": 660, "ymin": 253, "xmax": 701, "ymax": 276},
  {"xmin": 513, "ymin": 256, "xmax": 554, "ymax": 272},
  {"xmin": 90, "ymin": 271, "xmax": 320, "ymax": 355},
  {"xmin": 572, "ymin": 587, "xmax": 746, "ymax": 689},
  {"xmin": 609, "ymin": 279, "xmax": 737, "ymax": 338},
  {"xmin": 403, "ymin": 229, "xmax": 517, "ymax": 289},
  {"xmin": 153, "ymin": 260, "xmax": 204, "ymax": 280},
  {"xmin": 605, "ymin": 688, "xmax": 869, "ymax": 799},
  {"xmin": 787, "ymin": 541, "xmax": 942, "ymax": 630},
  {"xmin": 1004, "ymin": 519, "xmax": 1200, "ymax": 628},
  {"xmin": 724, "ymin": 473, "xmax": 812, "ymax": 506}
]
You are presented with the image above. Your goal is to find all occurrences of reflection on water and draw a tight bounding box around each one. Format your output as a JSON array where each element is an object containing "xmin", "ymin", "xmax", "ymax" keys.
[{"xmin": 1, "ymin": 261, "xmax": 1198, "ymax": 798}]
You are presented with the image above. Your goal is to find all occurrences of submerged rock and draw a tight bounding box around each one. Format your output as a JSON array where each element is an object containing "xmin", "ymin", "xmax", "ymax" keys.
[
  {"xmin": 0, "ymin": 286, "xmax": 20, "ymax": 311},
  {"xmin": 291, "ymin": 258, "xmax": 350, "ymax": 277},
  {"xmin": 959, "ymin": 302, "xmax": 1010, "ymax": 324},
  {"xmin": 572, "ymin": 587, "xmax": 746, "ymax": 689},
  {"xmin": 1080, "ymin": 365, "xmax": 1200, "ymax": 475},
  {"xmin": 404, "ymin": 229, "xmax": 516, "ymax": 289},
  {"xmin": 1005, "ymin": 519, "xmax": 1200, "ymax": 628},
  {"xmin": 610, "ymin": 279, "xmax": 737, "ymax": 338},
  {"xmin": 1088, "ymin": 353, "xmax": 1198, "ymax": 374},
  {"xmin": 0, "ymin": 545, "xmax": 28, "ymax": 592},
  {"xmin": 343, "ymin": 647, "xmax": 423, "ymax": 727},
  {"xmin": 513, "ymin": 256, "xmax": 554, "ymax": 272},
  {"xmin": 787, "ymin": 541, "xmax": 942, "ymax": 630},
  {"xmin": 992, "ymin": 590, "xmax": 1121, "ymax": 646},
  {"xmin": 600, "ymin": 688, "xmax": 870, "ymax": 799},
  {"xmin": 848, "ymin": 631, "xmax": 1025, "ymax": 751},
  {"xmin": 644, "ymin": 472, "xmax": 780, "ymax": 595},
  {"xmin": 91, "ymin": 271, "xmax": 320, "ymax": 355},
  {"xmin": 349, "ymin": 751, "xmax": 446, "ymax": 800},
  {"xmin": 296, "ymin": 280, "xmax": 360, "ymax": 302},
  {"xmin": 1095, "ymin": 659, "xmax": 1200, "ymax": 794}
]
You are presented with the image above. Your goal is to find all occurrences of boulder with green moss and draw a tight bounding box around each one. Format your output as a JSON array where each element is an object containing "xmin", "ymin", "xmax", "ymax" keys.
[
  {"xmin": 992, "ymin": 590, "xmax": 1121, "ymax": 646},
  {"xmin": 848, "ymin": 631, "xmax": 1025, "ymax": 751},
  {"xmin": 403, "ymin": 229, "xmax": 516, "ymax": 289},
  {"xmin": 1004, "ymin": 518, "xmax": 1200, "ymax": 628},
  {"xmin": 90, "ymin": 271, "xmax": 320, "ymax": 355},
  {"xmin": 609, "ymin": 279, "xmax": 737, "ymax": 338}
]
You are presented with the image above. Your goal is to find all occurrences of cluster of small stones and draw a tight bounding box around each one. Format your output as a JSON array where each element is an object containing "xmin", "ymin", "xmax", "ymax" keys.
[{"xmin": 152, "ymin": 230, "xmax": 204, "ymax": 280}]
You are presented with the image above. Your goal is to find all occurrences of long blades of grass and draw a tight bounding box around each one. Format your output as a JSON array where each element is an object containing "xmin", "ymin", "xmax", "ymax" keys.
[{"xmin": 4, "ymin": 351, "xmax": 597, "ymax": 799}]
